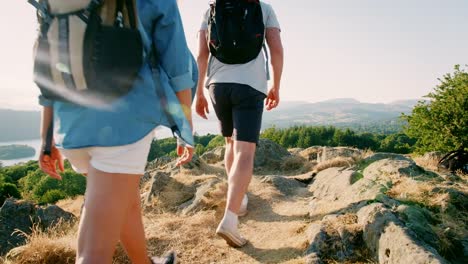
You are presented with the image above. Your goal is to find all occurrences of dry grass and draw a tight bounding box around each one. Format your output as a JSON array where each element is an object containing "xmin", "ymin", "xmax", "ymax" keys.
[
  {"xmin": 387, "ymin": 176, "xmax": 468, "ymax": 260},
  {"xmin": 313, "ymin": 156, "xmax": 361, "ymax": 174},
  {"xmin": 413, "ymin": 156, "xmax": 440, "ymax": 171},
  {"xmin": 3, "ymin": 221, "xmax": 77, "ymax": 264},
  {"xmin": 56, "ymin": 196, "xmax": 85, "ymax": 217},
  {"xmin": 280, "ymin": 155, "xmax": 315, "ymax": 174}
]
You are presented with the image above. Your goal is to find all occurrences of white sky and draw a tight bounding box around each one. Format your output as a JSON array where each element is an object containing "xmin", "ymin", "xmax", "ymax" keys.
[{"xmin": 1, "ymin": 0, "xmax": 467, "ymax": 110}]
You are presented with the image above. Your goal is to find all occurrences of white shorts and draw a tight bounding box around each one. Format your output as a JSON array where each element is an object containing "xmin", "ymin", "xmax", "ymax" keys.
[{"xmin": 60, "ymin": 131, "xmax": 154, "ymax": 175}]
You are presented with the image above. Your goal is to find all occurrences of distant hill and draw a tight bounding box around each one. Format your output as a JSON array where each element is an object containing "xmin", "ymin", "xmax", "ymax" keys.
[
  {"xmin": 0, "ymin": 98, "xmax": 419, "ymax": 142},
  {"xmin": 0, "ymin": 109, "xmax": 40, "ymax": 142},
  {"xmin": 262, "ymin": 98, "xmax": 418, "ymax": 134}
]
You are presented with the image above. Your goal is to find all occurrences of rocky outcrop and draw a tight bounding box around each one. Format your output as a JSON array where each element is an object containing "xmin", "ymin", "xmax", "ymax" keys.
[
  {"xmin": 357, "ymin": 204, "xmax": 447, "ymax": 264},
  {"xmin": 261, "ymin": 175, "xmax": 307, "ymax": 196},
  {"xmin": 200, "ymin": 146, "xmax": 225, "ymax": 164},
  {"xmin": 306, "ymin": 151, "xmax": 465, "ymax": 263},
  {"xmin": 254, "ymin": 139, "xmax": 291, "ymax": 169},
  {"xmin": 300, "ymin": 147, "xmax": 362, "ymax": 163},
  {"xmin": 179, "ymin": 179, "xmax": 224, "ymax": 215},
  {"xmin": 0, "ymin": 199, "xmax": 76, "ymax": 255},
  {"xmin": 144, "ymin": 172, "xmax": 195, "ymax": 210}
]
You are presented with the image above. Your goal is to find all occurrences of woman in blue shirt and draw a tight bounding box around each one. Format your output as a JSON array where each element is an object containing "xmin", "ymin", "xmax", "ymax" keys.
[{"xmin": 38, "ymin": 0, "xmax": 196, "ymax": 263}]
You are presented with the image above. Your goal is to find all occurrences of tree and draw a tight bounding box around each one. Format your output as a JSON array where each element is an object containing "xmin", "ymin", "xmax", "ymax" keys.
[
  {"xmin": 0, "ymin": 182, "xmax": 21, "ymax": 205},
  {"xmin": 403, "ymin": 65, "xmax": 468, "ymax": 153},
  {"xmin": 379, "ymin": 133, "xmax": 416, "ymax": 154},
  {"xmin": 40, "ymin": 189, "xmax": 66, "ymax": 204}
]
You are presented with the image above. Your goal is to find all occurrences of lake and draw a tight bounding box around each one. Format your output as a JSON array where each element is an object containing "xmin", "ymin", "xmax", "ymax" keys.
[
  {"xmin": 0, "ymin": 139, "xmax": 42, "ymax": 167},
  {"xmin": 0, "ymin": 119, "xmax": 219, "ymax": 167}
]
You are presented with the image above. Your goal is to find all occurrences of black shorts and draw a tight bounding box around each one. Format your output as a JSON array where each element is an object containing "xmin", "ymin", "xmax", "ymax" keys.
[{"xmin": 209, "ymin": 83, "xmax": 266, "ymax": 144}]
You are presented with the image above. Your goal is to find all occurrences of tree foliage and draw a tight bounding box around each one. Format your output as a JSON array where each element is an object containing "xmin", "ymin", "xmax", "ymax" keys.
[
  {"xmin": 19, "ymin": 168, "xmax": 85, "ymax": 204},
  {"xmin": 403, "ymin": 65, "xmax": 468, "ymax": 153},
  {"xmin": 0, "ymin": 182, "xmax": 21, "ymax": 205}
]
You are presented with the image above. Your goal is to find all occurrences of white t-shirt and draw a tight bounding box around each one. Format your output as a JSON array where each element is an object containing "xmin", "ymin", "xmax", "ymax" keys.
[{"xmin": 200, "ymin": 2, "xmax": 281, "ymax": 95}]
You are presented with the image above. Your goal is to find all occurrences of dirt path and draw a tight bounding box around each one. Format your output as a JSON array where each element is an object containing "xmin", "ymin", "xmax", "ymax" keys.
[{"xmin": 140, "ymin": 177, "xmax": 311, "ymax": 264}]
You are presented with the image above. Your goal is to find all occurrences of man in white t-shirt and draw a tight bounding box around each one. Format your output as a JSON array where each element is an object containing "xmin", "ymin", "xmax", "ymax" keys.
[{"xmin": 195, "ymin": 0, "xmax": 284, "ymax": 247}]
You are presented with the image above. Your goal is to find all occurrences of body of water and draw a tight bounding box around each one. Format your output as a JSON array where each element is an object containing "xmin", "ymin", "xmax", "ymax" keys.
[
  {"xmin": 0, "ymin": 139, "xmax": 42, "ymax": 167},
  {"xmin": 0, "ymin": 120, "xmax": 219, "ymax": 167}
]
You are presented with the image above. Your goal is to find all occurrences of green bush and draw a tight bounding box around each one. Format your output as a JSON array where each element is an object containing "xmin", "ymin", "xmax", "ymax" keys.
[
  {"xmin": 40, "ymin": 189, "xmax": 66, "ymax": 204},
  {"xmin": 1, "ymin": 160, "xmax": 39, "ymax": 183},
  {"xmin": 206, "ymin": 135, "xmax": 225, "ymax": 150},
  {"xmin": 0, "ymin": 182, "xmax": 21, "ymax": 205},
  {"xmin": 19, "ymin": 169, "xmax": 86, "ymax": 204},
  {"xmin": 403, "ymin": 65, "xmax": 468, "ymax": 153}
]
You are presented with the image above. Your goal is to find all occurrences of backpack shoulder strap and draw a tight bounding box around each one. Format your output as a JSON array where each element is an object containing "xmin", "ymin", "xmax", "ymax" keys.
[{"xmin": 263, "ymin": 44, "xmax": 270, "ymax": 80}]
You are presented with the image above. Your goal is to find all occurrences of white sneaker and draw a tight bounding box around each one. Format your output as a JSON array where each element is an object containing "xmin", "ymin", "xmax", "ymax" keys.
[
  {"xmin": 238, "ymin": 194, "xmax": 248, "ymax": 217},
  {"xmin": 216, "ymin": 222, "xmax": 247, "ymax": 248}
]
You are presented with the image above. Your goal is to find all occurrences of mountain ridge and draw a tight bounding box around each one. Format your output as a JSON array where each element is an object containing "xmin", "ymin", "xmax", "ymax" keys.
[{"xmin": 0, "ymin": 98, "xmax": 419, "ymax": 141}]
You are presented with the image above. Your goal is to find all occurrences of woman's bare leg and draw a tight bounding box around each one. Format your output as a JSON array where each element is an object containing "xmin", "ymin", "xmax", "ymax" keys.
[{"xmin": 75, "ymin": 166, "xmax": 144, "ymax": 264}]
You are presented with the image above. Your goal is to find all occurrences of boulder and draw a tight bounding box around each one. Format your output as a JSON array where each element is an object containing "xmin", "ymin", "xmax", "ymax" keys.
[
  {"xmin": 362, "ymin": 153, "xmax": 412, "ymax": 165},
  {"xmin": 288, "ymin": 148, "xmax": 304, "ymax": 156},
  {"xmin": 260, "ymin": 175, "xmax": 306, "ymax": 196},
  {"xmin": 357, "ymin": 203, "xmax": 448, "ymax": 264},
  {"xmin": 363, "ymin": 157, "xmax": 427, "ymax": 180},
  {"xmin": 200, "ymin": 146, "xmax": 225, "ymax": 164},
  {"xmin": 36, "ymin": 205, "xmax": 75, "ymax": 228},
  {"xmin": 317, "ymin": 147, "xmax": 362, "ymax": 163},
  {"xmin": 179, "ymin": 179, "xmax": 224, "ymax": 215},
  {"xmin": 309, "ymin": 168, "xmax": 381, "ymax": 217},
  {"xmin": 0, "ymin": 199, "xmax": 36, "ymax": 255},
  {"xmin": 254, "ymin": 139, "xmax": 290, "ymax": 168},
  {"xmin": 0, "ymin": 199, "xmax": 76, "ymax": 255},
  {"xmin": 306, "ymin": 214, "xmax": 368, "ymax": 263},
  {"xmin": 144, "ymin": 172, "xmax": 195, "ymax": 210},
  {"xmin": 299, "ymin": 147, "xmax": 323, "ymax": 162},
  {"xmin": 146, "ymin": 156, "xmax": 174, "ymax": 171}
]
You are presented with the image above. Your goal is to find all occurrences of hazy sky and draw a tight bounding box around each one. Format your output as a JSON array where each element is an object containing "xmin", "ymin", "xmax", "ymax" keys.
[{"xmin": 1, "ymin": 0, "xmax": 467, "ymax": 110}]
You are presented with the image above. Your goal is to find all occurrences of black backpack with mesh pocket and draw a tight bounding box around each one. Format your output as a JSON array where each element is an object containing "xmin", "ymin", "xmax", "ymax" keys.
[{"xmin": 207, "ymin": 0, "xmax": 265, "ymax": 64}]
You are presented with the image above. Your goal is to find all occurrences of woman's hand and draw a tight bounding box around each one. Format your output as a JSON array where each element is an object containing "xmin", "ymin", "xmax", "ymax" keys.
[
  {"xmin": 39, "ymin": 145, "xmax": 64, "ymax": 180},
  {"xmin": 195, "ymin": 94, "xmax": 210, "ymax": 119},
  {"xmin": 176, "ymin": 144, "xmax": 194, "ymax": 166}
]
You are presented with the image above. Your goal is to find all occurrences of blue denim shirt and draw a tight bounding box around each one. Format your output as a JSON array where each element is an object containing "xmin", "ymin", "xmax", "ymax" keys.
[{"xmin": 39, "ymin": 0, "xmax": 197, "ymax": 149}]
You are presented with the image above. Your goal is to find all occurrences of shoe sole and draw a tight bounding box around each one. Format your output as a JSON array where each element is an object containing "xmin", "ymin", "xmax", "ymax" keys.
[
  {"xmin": 216, "ymin": 229, "xmax": 247, "ymax": 248},
  {"xmin": 238, "ymin": 210, "xmax": 248, "ymax": 217}
]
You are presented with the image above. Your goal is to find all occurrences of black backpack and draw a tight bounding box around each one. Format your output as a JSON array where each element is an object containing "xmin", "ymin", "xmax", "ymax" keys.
[
  {"xmin": 207, "ymin": 0, "xmax": 265, "ymax": 64},
  {"xmin": 29, "ymin": 0, "xmax": 143, "ymax": 106},
  {"xmin": 438, "ymin": 149, "xmax": 468, "ymax": 174}
]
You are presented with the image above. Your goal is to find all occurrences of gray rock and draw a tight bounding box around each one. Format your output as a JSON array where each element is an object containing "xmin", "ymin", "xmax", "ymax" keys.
[
  {"xmin": 363, "ymin": 158, "xmax": 427, "ymax": 181},
  {"xmin": 144, "ymin": 172, "xmax": 195, "ymax": 210},
  {"xmin": 309, "ymin": 168, "xmax": 381, "ymax": 216},
  {"xmin": 317, "ymin": 147, "xmax": 362, "ymax": 163},
  {"xmin": 0, "ymin": 199, "xmax": 76, "ymax": 255},
  {"xmin": 144, "ymin": 171, "xmax": 173, "ymax": 205},
  {"xmin": 260, "ymin": 175, "xmax": 306, "ymax": 196},
  {"xmin": 35, "ymin": 205, "xmax": 76, "ymax": 229},
  {"xmin": 362, "ymin": 153, "xmax": 413, "ymax": 164},
  {"xmin": 305, "ymin": 223, "xmax": 326, "ymax": 264},
  {"xmin": 254, "ymin": 139, "xmax": 290, "ymax": 168},
  {"xmin": 200, "ymin": 146, "xmax": 225, "ymax": 164},
  {"xmin": 396, "ymin": 205, "xmax": 439, "ymax": 249},
  {"xmin": 0, "ymin": 199, "xmax": 36, "ymax": 255},
  {"xmin": 146, "ymin": 156, "xmax": 174, "ymax": 171},
  {"xmin": 306, "ymin": 214, "xmax": 368, "ymax": 263},
  {"xmin": 357, "ymin": 203, "xmax": 448, "ymax": 264},
  {"xmin": 299, "ymin": 147, "xmax": 323, "ymax": 162},
  {"xmin": 288, "ymin": 148, "xmax": 304, "ymax": 156},
  {"xmin": 179, "ymin": 179, "xmax": 221, "ymax": 215}
]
